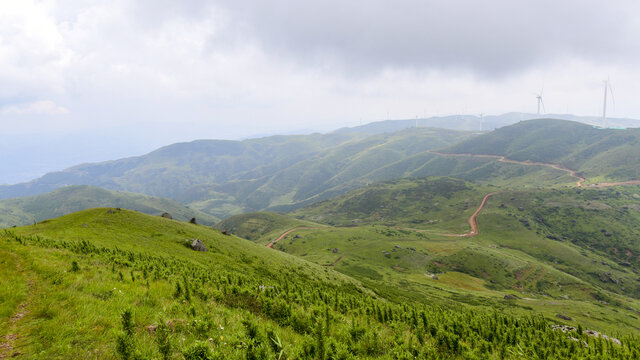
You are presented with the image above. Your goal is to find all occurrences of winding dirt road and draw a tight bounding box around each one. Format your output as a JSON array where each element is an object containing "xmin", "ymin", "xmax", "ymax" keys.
[
  {"xmin": 427, "ymin": 151, "xmax": 586, "ymax": 186},
  {"xmin": 266, "ymin": 227, "xmax": 320, "ymax": 248},
  {"xmin": 266, "ymin": 152, "xmax": 640, "ymax": 245},
  {"xmin": 427, "ymin": 151, "xmax": 640, "ymax": 237}
]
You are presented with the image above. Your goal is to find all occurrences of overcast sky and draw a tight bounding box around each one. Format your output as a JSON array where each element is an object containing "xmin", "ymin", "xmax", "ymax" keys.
[{"xmin": 1, "ymin": 0, "xmax": 640, "ymax": 182}]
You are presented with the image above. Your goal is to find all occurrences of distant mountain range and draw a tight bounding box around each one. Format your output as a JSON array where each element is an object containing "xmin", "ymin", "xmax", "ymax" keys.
[{"xmin": 2, "ymin": 116, "xmax": 640, "ymax": 226}]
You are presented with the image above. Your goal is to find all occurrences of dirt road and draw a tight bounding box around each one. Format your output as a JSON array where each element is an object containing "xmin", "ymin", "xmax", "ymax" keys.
[
  {"xmin": 266, "ymin": 227, "xmax": 320, "ymax": 248},
  {"xmin": 266, "ymin": 152, "xmax": 640, "ymax": 243},
  {"xmin": 427, "ymin": 151, "xmax": 640, "ymax": 237}
]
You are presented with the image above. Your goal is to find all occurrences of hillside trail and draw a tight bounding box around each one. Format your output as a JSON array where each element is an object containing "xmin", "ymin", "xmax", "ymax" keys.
[
  {"xmin": 266, "ymin": 152, "xmax": 640, "ymax": 247},
  {"xmin": 0, "ymin": 254, "xmax": 34, "ymax": 360},
  {"xmin": 266, "ymin": 227, "xmax": 321, "ymax": 248},
  {"xmin": 427, "ymin": 151, "xmax": 640, "ymax": 237}
]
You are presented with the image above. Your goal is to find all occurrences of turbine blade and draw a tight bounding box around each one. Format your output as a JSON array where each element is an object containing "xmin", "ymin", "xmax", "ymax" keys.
[
  {"xmin": 540, "ymin": 98, "xmax": 546, "ymax": 113},
  {"xmin": 608, "ymin": 82, "xmax": 615, "ymax": 106}
]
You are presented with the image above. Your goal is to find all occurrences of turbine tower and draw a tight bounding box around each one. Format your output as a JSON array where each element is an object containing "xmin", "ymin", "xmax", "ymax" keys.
[
  {"xmin": 479, "ymin": 113, "xmax": 484, "ymax": 131},
  {"xmin": 535, "ymin": 89, "xmax": 545, "ymax": 118},
  {"xmin": 602, "ymin": 78, "xmax": 614, "ymax": 128}
]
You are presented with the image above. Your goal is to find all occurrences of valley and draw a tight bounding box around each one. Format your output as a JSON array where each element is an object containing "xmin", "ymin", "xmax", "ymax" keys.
[{"xmin": 3, "ymin": 118, "xmax": 640, "ymax": 358}]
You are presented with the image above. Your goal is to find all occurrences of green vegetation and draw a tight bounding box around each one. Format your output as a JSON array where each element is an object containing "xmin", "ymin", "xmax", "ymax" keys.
[
  {"xmin": 0, "ymin": 128, "xmax": 475, "ymax": 219},
  {"xmin": 444, "ymin": 118, "xmax": 640, "ymax": 181},
  {"xmin": 0, "ymin": 185, "xmax": 218, "ymax": 228},
  {"xmin": 293, "ymin": 177, "xmax": 486, "ymax": 232},
  {"xmin": 215, "ymin": 212, "xmax": 322, "ymax": 245},
  {"xmin": 3, "ymin": 118, "xmax": 640, "ymax": 358},
  {"xmin": 227, "ymin": 176, "xmax": 640, "ymax": 338},
  {"xmin": 2, "ymin": 208, "xmax": 638, "ymax": 358}
]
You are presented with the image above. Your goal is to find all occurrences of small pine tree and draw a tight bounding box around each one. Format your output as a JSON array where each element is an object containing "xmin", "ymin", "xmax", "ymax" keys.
[
  {"xmin": 155, "ymin": 319, "xmax": 172, "ymax": 360},
  {"xmin": 70, "ymin": 260, "xmax": 80, "ymax": 272},
  {"xmin": 116, "ymin": 308, "xmax": 135, "ymax": 360},
  {"xmin": 182, "ymin": 341, "xmax": 214, "ymax": 360}
]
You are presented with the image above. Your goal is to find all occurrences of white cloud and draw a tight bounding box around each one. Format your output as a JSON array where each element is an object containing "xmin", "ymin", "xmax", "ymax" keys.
[
  {"xmin": 0, "ymin": 0, "xmax": 638, "ymax": 140},
  {"xmin": 2, "ymin": 100, "xmax": 69, "ymax": 115}
]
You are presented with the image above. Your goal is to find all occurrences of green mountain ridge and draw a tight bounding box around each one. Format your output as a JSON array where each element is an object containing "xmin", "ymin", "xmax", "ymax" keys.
[
  {"xmin": 444, "ymin": 119, "xmax": 640, "ymax": 181},
  {"xmin": 0, "ymin": 185, "xmax": 218, "ymax": 228}
]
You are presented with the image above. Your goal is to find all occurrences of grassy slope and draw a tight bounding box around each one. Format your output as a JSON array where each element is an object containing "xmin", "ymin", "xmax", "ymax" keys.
[
  {"xmin": 292, "ymin": 177, "xmax": 487, "ymax": 233},
  {"xmin": 227, "ymin": 177, "xmax": 640, "ymax": 336},
  {"xmin": 0, "ymin": 128, "xmax": 475, "ymax": 220},
  {"xmin": 4, "ymin": 209, "xmax": 632, "ymax": 359},
  {"xmin": 215, "ymin": 212, "xmax": 324, "ymax": 244},
  {"xmin": 0, "ymin": 185, "xmax": 219, "ymax": 228},
  {"xmin": 444, "ymin": 118, "xmax": 640, "ymax": 181},
  {"xmin": 190, "ymin": 127, "xmax": 477, "ymax": 217},
  {"xmin": 0, "ymin": 208, "xmax": 370, "ymax": 359}
]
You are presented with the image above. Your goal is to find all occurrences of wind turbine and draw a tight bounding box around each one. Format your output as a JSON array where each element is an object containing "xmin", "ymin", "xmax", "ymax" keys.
[
  {"xmin": 534, "ymin": 89, "xmax": 545, "ymax": 118},
  {"xmin": 479, "ymin": 113, "xmax": 484, "ymax": 131},
  {"xmin": 602, "ymin": 78, "xmax": 615, "ymax": 128}
]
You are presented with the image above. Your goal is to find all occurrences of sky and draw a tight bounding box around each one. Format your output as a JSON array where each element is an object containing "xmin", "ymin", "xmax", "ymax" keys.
[{"xmin": 1, "ymin": 0, "xmax": 640, "ymax": 183}]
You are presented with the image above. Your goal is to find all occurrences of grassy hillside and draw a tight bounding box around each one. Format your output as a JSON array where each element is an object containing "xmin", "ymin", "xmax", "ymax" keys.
[
  {"xmin": 0, "ymin": 185, "xmax": 218, "ymax": 228},
  {"xmin": 292, "ymin": 177, "xmax": 487, "ymax": 232},
  {"xmin": 0, "ymin": 128, "xmax": 475, "ymax": 220},
  {"xmin": 444, "ymin": 119, "xmax": 640, "ymax": 181},
  {"xmin": 215, "ymin": 212, "xmax": 323, "ymax": 244},
  {"xmin": 4, "ymin": 209, "xmax": 636, "ymax": 358},
  {"xmin": 183, "ymin": 128, "xmax": 476, "ymax": 217},
  {"xmin": 225, "ymin": 177, "xmax": 640, "ymax": 338}
]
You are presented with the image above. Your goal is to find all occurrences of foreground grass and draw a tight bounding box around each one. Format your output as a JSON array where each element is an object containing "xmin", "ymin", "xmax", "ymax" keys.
[{"xmin": 2, "ymin": 208, "xmax": 638, "ymax": 359}]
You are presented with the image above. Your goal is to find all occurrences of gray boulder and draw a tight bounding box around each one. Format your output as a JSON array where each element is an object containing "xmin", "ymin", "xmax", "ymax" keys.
[{"xmin": 190, "ymin": 239, "xmax": 207, "ymax": 252}]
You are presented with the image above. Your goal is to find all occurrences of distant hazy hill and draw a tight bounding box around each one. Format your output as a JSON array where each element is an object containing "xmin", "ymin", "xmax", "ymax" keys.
[
  {"xmin": 3, "ymin": 118, "xmax": 638, "ymax": 220},
  {"xmin": 335, "ymin": 112, "xmax": 640, "ymax": 134},
  {"xmin": 0, "ymin": 185, "xmax": 218, "ymax": 228},
  {"xmin": 0, "ymin": 127, "xmax": 475, "ymax": 218},
  {"xmin": 444, "ymin": 118, "xmax": 640, "ymax": 180}
]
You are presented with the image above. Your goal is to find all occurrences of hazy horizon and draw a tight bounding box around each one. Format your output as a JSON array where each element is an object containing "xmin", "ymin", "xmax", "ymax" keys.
[{"xmin": 2, "ymin": 1, "xmax": 640, "ymax": 183}]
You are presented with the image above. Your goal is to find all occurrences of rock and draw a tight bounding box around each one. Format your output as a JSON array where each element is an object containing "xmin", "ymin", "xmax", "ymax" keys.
[
  {"xmin": 504, "ymin": 294, "xmax": 519, "ymax": 300},
  {"xmin": 555, "ymin": 314, "xmax": 572, "ymax": 321},
  {"xmin": 332, "ymin": 248, "xmax": 338, "ymax": 253},
  {"xmin": 161, "ymin": 212, "xmax": 173, "ymax": 220},
  {"xmin": 221, "ymin": 230, "xmax": 229, "ymax": 236},
  {"xmin": 146, "ymin": 324, "xmax": 158, "ymax": 334},
  {"xmin": 190, "ymin": 239, "xmax": 207, "ymax": 252},
  {"xmin": 431, "ymin": 275, "xmax": 439, "ymax": 280},
  {"xmin": 189, "ymin": 217, "xmax": 198, "ymax": 225}
]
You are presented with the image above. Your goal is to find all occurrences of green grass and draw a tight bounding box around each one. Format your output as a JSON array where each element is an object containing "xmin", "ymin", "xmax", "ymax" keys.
[
  {"xmin": 3, "ymin": 208, "xmax": 638, "ymax": 358},
  {"xmin": 225, "ymin": 177, "xmax": 640, "ymax": 338},
  {"xmin": 215, "ymin": 212, "xmax": 324, "ymax": 245}
]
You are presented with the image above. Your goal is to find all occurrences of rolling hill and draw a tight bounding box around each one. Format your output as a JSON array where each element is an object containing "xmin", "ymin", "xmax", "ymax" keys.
[
  {"xmin": 4, "ymin": 208, "xmax": 634, "ymax": 358},
  {"xmin": 0, "ymin": 185, "xmax": 218, "ymax": 228},
  {"xmin": 443, "ymin": 118, "xmax": 640, "ymax": 181},
  {"xmin": 0, "ymin": 127, "xmax": 476, "ymax": 219},
  {"xmin": 222, "ymin": 177, "xmax": 640, "ymax": 337}
]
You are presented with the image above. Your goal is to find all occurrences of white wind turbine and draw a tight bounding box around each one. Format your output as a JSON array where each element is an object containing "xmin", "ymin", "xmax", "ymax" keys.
[{"xmin": 534, "ymin": 89, "xmax": 545, "ymax": 118}]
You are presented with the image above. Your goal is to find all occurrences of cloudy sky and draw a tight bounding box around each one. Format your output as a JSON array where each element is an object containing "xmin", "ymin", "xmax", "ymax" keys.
[{"xmin": 1, "ymin": 0, "xmax": 640, "ymax": 183}]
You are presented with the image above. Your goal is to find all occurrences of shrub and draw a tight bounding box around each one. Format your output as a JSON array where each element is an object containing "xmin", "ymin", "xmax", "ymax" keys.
[{"xmin": 182, "ymin": 341, "xmax": 215, "ymax": 360}]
